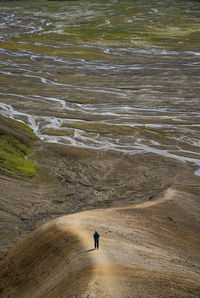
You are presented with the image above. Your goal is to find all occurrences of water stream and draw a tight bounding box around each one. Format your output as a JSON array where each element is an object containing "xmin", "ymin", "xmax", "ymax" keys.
[{"xmin": 0, "ymin": 0, "xmax": 200, "ymax": 173}]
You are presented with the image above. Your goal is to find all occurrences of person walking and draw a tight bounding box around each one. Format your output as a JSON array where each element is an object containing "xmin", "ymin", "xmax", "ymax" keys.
[{"xmin": 93, "ymin": 230, "xmax": 100, "ymax": 249}]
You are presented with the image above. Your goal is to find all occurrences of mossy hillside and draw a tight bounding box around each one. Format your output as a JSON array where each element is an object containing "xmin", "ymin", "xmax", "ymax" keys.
[
  {"xmin": 0, "ymin": 132, "xmax": 35, "ymax": 178},
  {"xmin": 0, "ymin": 116, "xmax": 38, "ymax": 146},
  {"xmin": 0, "ymin": 116, "xmax": 38, "ymax": 178}
]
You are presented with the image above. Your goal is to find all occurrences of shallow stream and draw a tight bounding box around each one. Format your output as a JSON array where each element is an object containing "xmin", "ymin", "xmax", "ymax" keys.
[{"xmin": 0, "ymin": 0, "xmax": 200, "ymax": 173}]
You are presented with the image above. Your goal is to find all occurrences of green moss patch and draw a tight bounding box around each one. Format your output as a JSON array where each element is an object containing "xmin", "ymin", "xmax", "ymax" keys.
[
  {"xmin": 0, "ymin": 116, "xmax": 38, "ymax": 145},
  {"xmin": 0, "ymin": 116, "xmax": 38, "ymax": 179},
  {"xmin": 1, "ymin": 0, "xmax": 200, "ymax": 52},
  {"xmin": 61, "ymin": 122, "xmax": 123, "ymax": 134},
  {"xmin": 62, "ymin": 122, "xmax": 146, "ymax": 135},
  {"xmin": 61, "ymin": 122, "xmax": 172, "ymax": 142}
]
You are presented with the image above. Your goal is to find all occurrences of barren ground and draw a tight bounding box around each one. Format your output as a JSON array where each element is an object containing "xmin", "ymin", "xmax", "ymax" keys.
[
  {"xmin": 1, "ymin": 187, "xmax": 200, "ymax": 297},
  {"xmin": 1, "ymin": 141, "xmax": 200, "ymax": 256}
]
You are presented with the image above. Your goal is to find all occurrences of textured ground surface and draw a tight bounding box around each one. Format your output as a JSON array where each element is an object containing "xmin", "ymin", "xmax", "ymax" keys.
[
  {"xmin": 1, "ymin": 141, "xmax": 200, "ymax": 258},
  {"xmin": 1, "ymin": 188, "xmax": 200, "ymax": 297},
  {"xmin": 0, "ymin": 1, "xmax": 200, "ymax": 296}
]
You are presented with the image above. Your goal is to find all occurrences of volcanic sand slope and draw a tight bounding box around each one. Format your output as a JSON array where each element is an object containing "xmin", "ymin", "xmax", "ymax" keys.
[{"xmin": 0, "ymin": 188, "xmax": 200, "ymax": 297}]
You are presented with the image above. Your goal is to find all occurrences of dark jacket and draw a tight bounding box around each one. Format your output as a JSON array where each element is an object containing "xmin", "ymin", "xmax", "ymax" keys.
[{"xmin": 93, "ymin": 231, "xmax": 100, "ymax": 241}]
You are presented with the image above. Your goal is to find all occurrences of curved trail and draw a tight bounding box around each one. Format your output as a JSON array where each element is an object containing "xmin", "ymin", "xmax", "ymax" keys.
[
  {"xmin": 114, "ymin": 187, "xmax": 176, "ymax": 210},
  {"xmin": 56, "ymin": 213, "xmax": 121, "ymax": 297},
  {"xmin": 1, "ymin": 188, "xmax": 200, "ymax": 297}
]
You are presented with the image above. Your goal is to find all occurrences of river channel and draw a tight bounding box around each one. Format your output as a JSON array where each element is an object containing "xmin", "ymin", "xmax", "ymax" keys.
[{"xmin": 0, "ymin": 0, "xmax": 200, "ymax": 174}]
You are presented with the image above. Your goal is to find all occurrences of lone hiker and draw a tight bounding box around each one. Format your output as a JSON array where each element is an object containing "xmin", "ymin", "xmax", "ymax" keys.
[{"xmin": 93, "ymin": 230, "xmax": 100, "ymax": 249}]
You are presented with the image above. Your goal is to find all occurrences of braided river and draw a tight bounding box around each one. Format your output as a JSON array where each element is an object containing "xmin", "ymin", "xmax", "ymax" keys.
[{"xmin": 0, "ymin": 0, "xmax": 200, "ymax": 174}]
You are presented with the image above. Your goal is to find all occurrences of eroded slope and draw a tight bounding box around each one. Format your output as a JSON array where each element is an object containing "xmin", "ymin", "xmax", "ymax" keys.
[{"xmin": 1, "ymin": 188, "xmax": 200, "ymax": 297}]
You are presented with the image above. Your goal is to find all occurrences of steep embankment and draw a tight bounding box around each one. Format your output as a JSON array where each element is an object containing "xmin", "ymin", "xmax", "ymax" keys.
[{"xmin": 1, "ymin": 188, "xmax": 200, "ymax": 297}]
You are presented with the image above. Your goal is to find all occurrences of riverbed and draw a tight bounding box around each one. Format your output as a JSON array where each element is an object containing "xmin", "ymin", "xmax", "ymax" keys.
[{"xmin": 0, "ymin": 0, "xmax": 200, "ymax": 173}]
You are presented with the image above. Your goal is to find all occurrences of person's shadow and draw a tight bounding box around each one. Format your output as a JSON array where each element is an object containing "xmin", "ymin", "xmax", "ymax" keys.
[{"xmin": 85, "ymin": 248, "xmax": 95, "ymax": 253}]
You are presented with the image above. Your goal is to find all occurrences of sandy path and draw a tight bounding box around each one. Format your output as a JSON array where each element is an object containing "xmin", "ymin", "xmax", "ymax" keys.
[
  {"xmin": 56, "ymin": 214, "xmax": 121, "ymax": 297},
  {"xmin": 127, "ymin": 187, "xmax": 175, "ymax": 209},
  {"xmin": 1, "ymin": 187, "xmax": 200, "ymax": 297}
]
